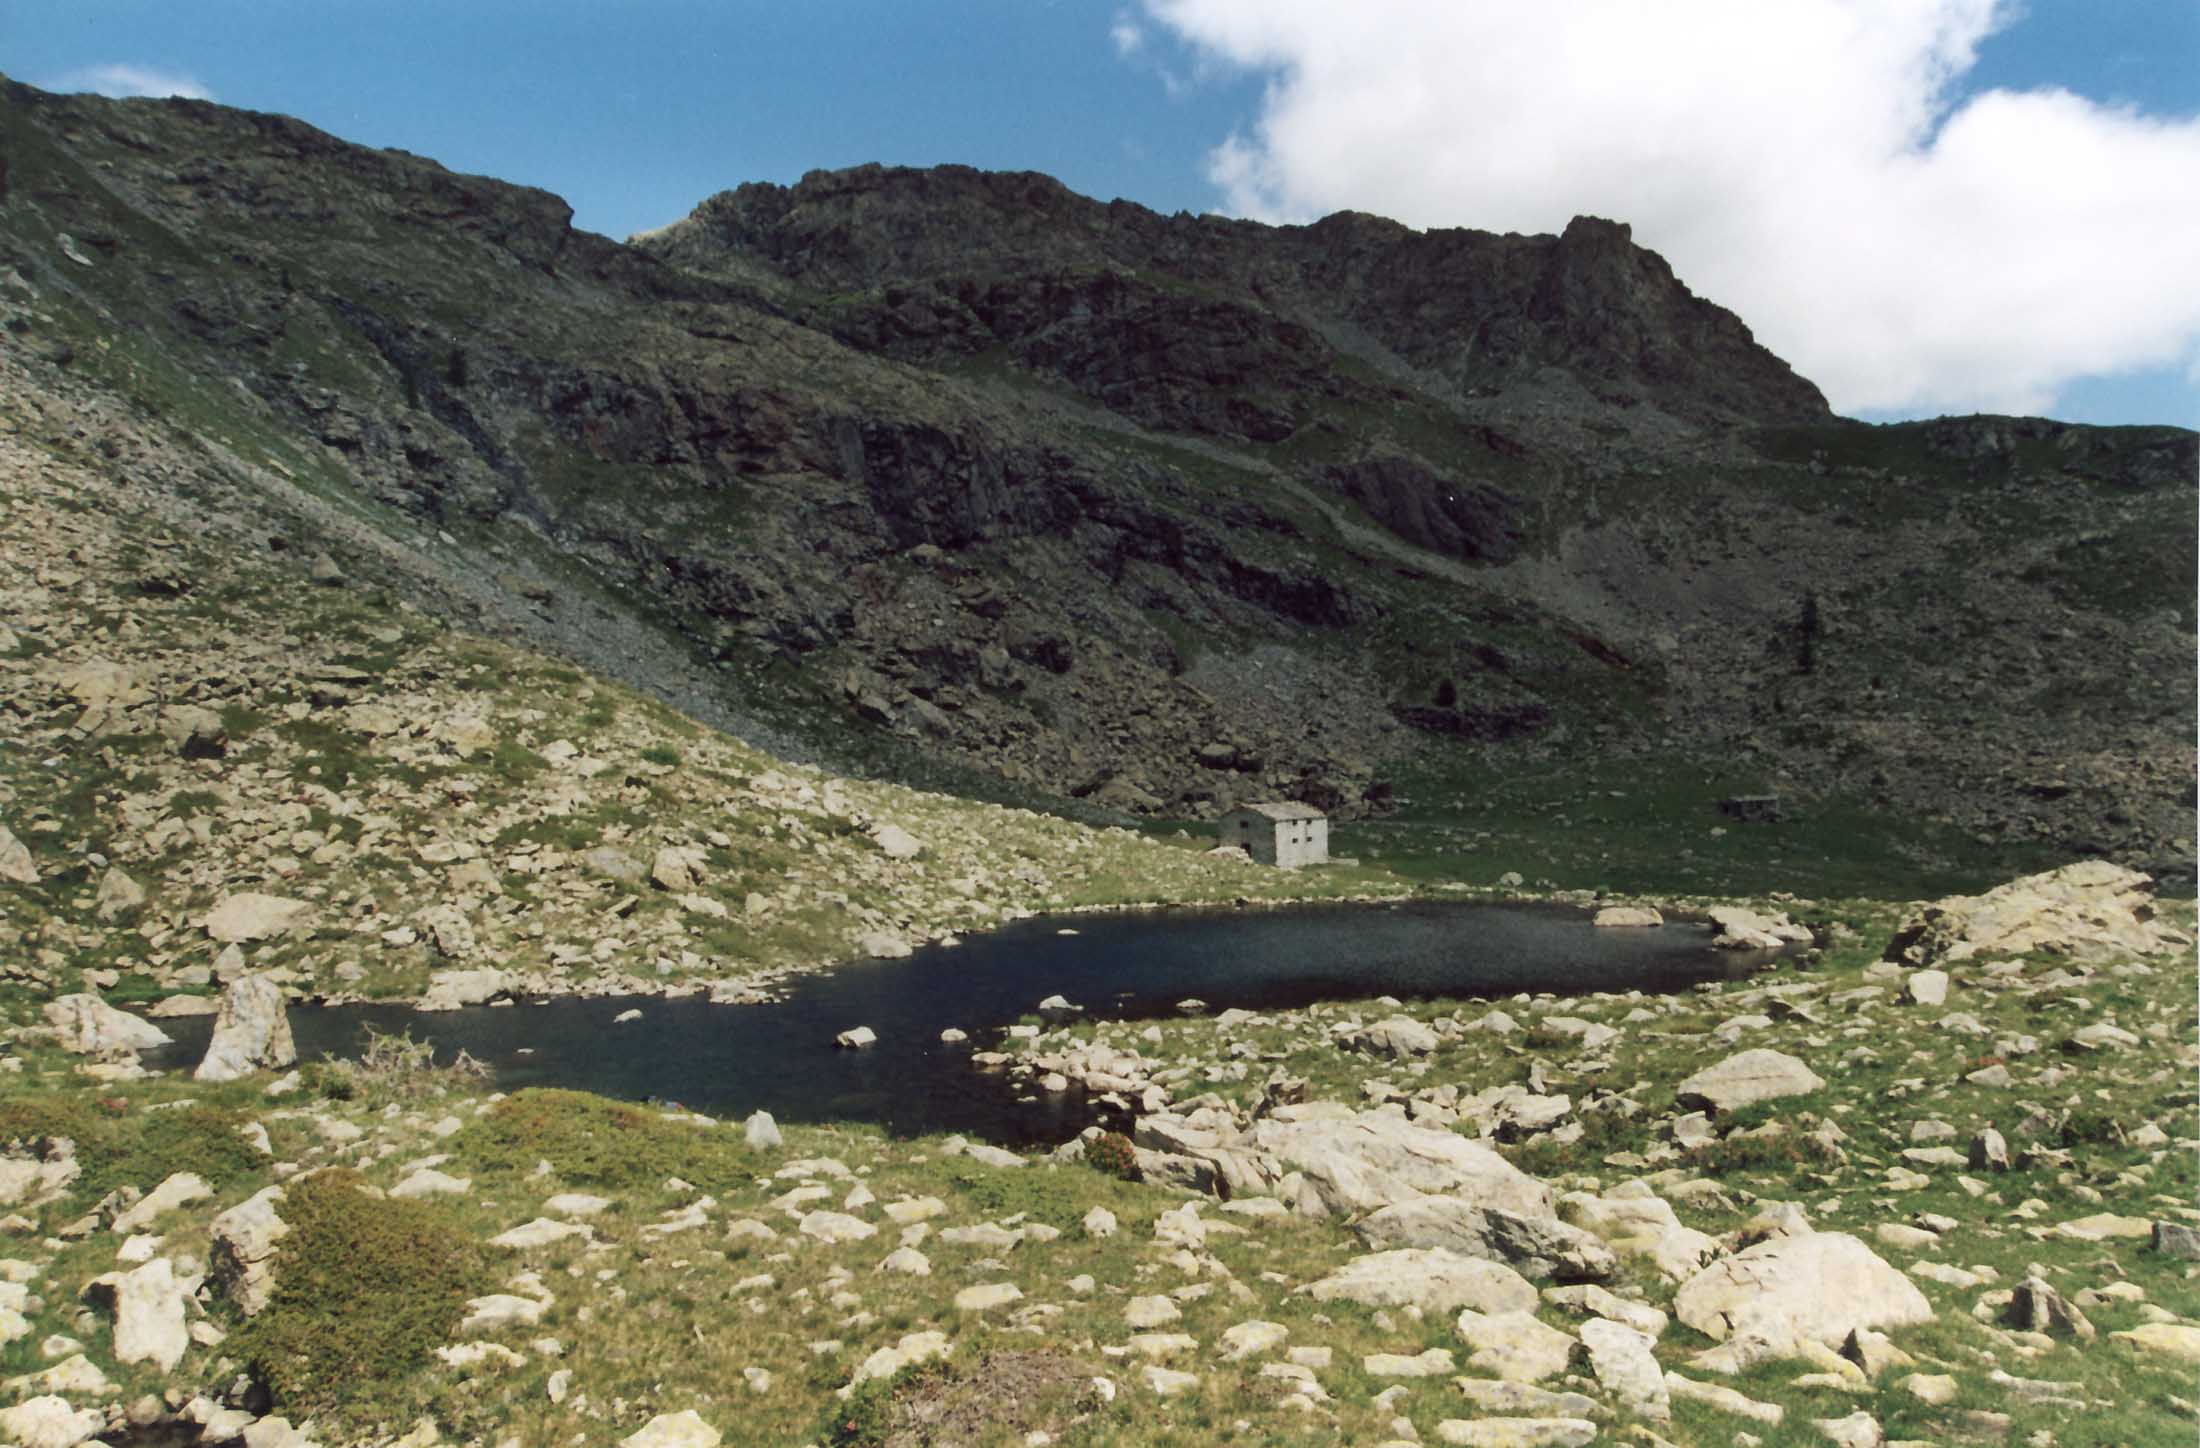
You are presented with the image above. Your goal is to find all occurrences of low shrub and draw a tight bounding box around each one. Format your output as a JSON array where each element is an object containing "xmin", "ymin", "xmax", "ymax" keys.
[
  {"xmin": 453, "ymin": 1088, "xmax": 752, "ymax": 1192},
  {"xmin": 238, "ymin": 1168, "xmax": 489, "ymax": 1415},
  {"xmin": 307, "ymin": 1026, "xmax": 485, "ymax": 1108},
  {"xmin": 1082, "ymin": 1131, "xmax": 1139, "ymax": 1182},
  {"xmin": 0, "ymin": 1094, "xmax": 265, "ymax": 1203}
]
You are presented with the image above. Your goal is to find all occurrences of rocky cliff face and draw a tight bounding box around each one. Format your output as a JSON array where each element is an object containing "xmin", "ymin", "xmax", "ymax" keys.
[{"xmin": 0, "ymin": 79, "xmax": 2191, "ymax": 873}]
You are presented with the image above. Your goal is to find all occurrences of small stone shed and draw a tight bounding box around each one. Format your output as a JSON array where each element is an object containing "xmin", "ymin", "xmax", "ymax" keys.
[{"xmin": 1218, "ymin": 801, "xmax": 1329, "ymax": 868}]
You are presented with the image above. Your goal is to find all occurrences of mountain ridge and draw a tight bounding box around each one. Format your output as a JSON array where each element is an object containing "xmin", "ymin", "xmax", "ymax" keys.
[{"xmin": 1, "ymin": 77, "xmax": 2191, "ymax": 882}]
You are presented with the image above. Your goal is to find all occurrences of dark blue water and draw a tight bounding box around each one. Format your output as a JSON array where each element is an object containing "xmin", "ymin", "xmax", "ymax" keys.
[{"xmin": 144, "ymin": 902, "xmax": 1773, "ymax": 1144}]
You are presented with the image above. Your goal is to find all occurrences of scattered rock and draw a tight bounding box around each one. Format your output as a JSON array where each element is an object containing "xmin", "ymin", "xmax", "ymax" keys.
[
  {"xmin": 1675, "ymin": 1048, "xmax": 1826, "ymax": 1113},
  {"xmin": 202, "ymin": 892, "xmax": 316, "ymax": 943}
]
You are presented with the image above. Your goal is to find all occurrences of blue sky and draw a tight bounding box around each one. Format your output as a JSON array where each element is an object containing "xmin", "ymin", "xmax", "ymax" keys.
[{"xmin": 10, "ymin": 1, "xmax": 2196, "ymax": 426}]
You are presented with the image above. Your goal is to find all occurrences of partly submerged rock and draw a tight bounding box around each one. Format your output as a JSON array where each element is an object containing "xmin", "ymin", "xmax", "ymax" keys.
[{"xmin": 194, "ymin": 974, "xmax": 297, "ymax": 1082}]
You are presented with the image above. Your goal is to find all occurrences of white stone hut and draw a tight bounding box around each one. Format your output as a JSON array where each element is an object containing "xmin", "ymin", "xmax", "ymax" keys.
[{"xmin": 1218, "ymin": 802, "xmax": 1329, "ymax": 868}]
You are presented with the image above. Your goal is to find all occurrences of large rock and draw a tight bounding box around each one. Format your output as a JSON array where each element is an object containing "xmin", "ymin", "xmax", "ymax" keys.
[
  {"xmin": 1353, "ymin": 1197, "xmax": 1618, "ymax": 1282},
  {"xmin": 870, "ymin": 824, "xmax": 922, "ymax": 860},
  {"xmin": 1674, "ymin": 1048, "xmax": 1825, "ymax": 1114},
  {"xmin": 1673, "ymin": 1232, "xmax": 1931, "ymax": 1364},
  {"xmin": 1707, "ymin": 906, "xmax": 1809, "ymax": 950},
  {"xmin": 202, "ymin": 892, "xmax": 316, "ymax": 943},
  {"xmin": 1337, "ymin": 1015, "xmax": 1440, "ymax": 1058},
  {"xmin": 1301, "ymin": 1248, "xmax": 1537, "ymax": 1316},
  {"xmin": 85, "ymin": 1257, "xmax": 190, "ymax": 1371},
  {"xmin": 94, "ymin": 866, "xmax": 146, "ymax": 921},
  {"xmin": 43, "ymin": 994, "xmax": 171, "ymax": 1056},
  {"xmin": 1579, "ymin": 1318, "xmax": 1669, "ymax": 1420},
  {"xmin": 1205, "ymin": 1109, "xmax": 1555, "ymax": 1220},
  {"xmin": 621, "ymin": 1410, "xmax": 721, "ymax": 1448},
  {"xmin": 194, "ymin": 974, "xmax": 297, "ymax": 1082},
  {"xmin": 0, "ymin": 823, "xmax": 35, "ymax": 885},
  {"xmin": 111, "ymin": 1172, "xmax": 212, "ymax": 1234},
  {"xmin": 1559, "ymin": 1187, "xmax": 1723, "ymax": 1284},
  {"xmin": 209, "ymin": 1186, "xmax": 289, "ymax": 1315},
  {"xmin": 0, "ymin": 1396, "xmax": 107, "ymax": 1448},
  {"xmin": 1884, "ymin": 861, "xmax": 2178, "ymax": 966}
]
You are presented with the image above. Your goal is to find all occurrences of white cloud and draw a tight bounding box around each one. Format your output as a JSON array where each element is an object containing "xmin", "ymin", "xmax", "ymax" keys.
[
  {"xmin": 1110, "ymin": 18, "xmax": 1145, "ymax": 57},
  {"xmin": 1140, "ymin": 0, "xmax": 2200, "ymax": 417},
  {"xmin": 46, "ymin": 64, "xmax": 214, "ymax": 102}
]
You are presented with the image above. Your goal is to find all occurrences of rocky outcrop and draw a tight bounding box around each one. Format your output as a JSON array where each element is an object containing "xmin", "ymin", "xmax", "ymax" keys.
[{"xmin": 1884, "ymin": 861, "xmax": 2181, "ymax": 966}]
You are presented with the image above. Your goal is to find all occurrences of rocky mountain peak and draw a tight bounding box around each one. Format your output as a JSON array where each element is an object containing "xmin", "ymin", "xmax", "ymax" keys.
[{"xmin": 640, "ymin": 163, "xmax": 1829, "ymax": 428}]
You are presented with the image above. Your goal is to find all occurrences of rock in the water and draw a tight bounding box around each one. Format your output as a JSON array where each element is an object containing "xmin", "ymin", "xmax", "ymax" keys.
[
  {"xmin": 194, "ymin": 974, "xmax": 297, "ymax": 1082},
  {"xmin": 210, "ymin": 1186, "xmax": 289, "ymax": 1316},
  {"xmin": 620, "ymin": 1410, "xmax": 721, "ymax": 1448},
  {"xmin": 835, "ymin": 1026, "xmax": 878, "ymax": 1049},
  {"xmin": 1675, "ymin": 1048, "xmax": 1825, "ymax": 1114},
  {"xmin": 1674, "ymin": 1232, "xmax": 1931, "ymax": 1366},
  {"xmin": 1884, "ymin": 860, "xmax": 2177, "ymax": 966},
  {"xmin": 1035, "ymin": 994, "xmax": 1084, "ymax": 1023},
  {"xmin": 1302, "ymin": 1248, "xmax": 1537, "ymax": 1316},
  {"xmin": 43, "ymin": 994, "xmax": 171, "ymax": 1056},
  {"xmin": 417, "ymin": 968, "xmax": 509, "ymax": 1012},
  {"xmin": 202, "ymin": 892, "xmax": 316, "ymax": 943},
  {"xmin": 856, "ymin": 930, "xmax": 912, "ymax": 959},
  {"xmin": 1593, "ymin": 905, "xmax": 1662, "ymax": 928},
  {"xmin": 1353, "ymin": 1197, "xmax": 1618, "ymax": 1281}
]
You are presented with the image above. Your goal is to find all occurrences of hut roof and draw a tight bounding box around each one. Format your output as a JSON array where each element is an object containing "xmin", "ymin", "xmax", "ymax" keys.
[{"xmin": 1235, "ymin": 801, "xmax": 1325, "ymax": 822}]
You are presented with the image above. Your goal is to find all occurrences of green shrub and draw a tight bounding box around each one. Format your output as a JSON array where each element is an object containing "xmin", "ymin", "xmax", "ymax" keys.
[
  {"xmin": 0, "ymin": 1095, "xmax": 265, "ymax": 1203},
  {"xmin": 1082, "ymin": 1131, "xmax": 1139, "ymax": 1182},
  {"xmin": 640, "ymin": 744, "xmax": 682, "ymax": 767},
  {"xmin": 819, "ymin": 1372, "xmax": 898, "ymax": 1448},
  {"xmin": 238, "ymin": 1169, "xmax": 489, "ymax": 1414},
  {"xmin": 452, "ymin": 1089, "xmax": 752, "ymax": 1192}
]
